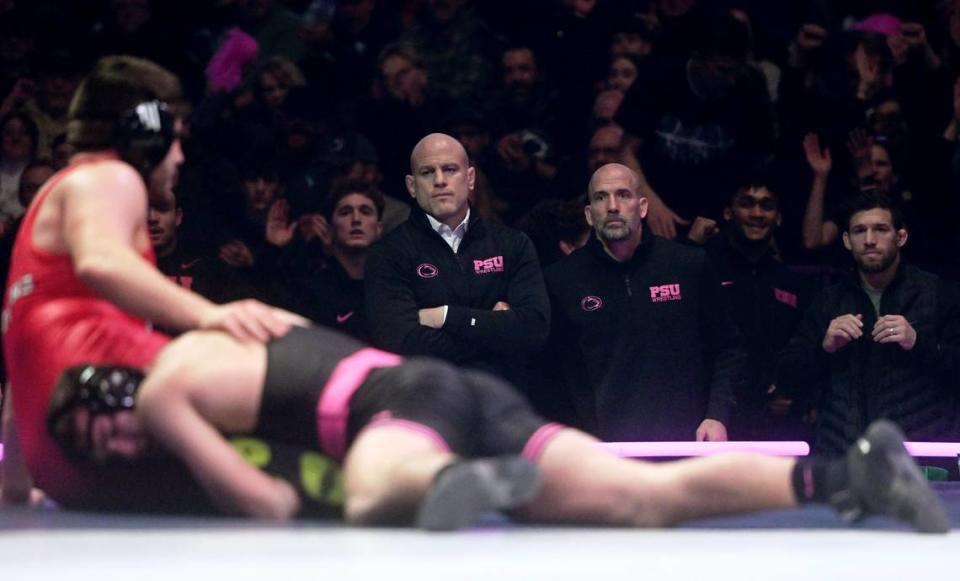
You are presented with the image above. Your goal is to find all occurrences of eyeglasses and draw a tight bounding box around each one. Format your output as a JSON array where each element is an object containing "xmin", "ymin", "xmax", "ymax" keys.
[{"xmin": 734, "ymin": 196, "xmax": 777, "ymax": 211}]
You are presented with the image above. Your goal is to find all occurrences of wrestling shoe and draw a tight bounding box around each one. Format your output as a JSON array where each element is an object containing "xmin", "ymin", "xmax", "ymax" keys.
[
  {"xmin": 838, "ymin": 420, "xmax": 950, "ymax": 534},
  {"xmin": 416, "ymin": 456, "xmax": 543, "ymax": 531}
]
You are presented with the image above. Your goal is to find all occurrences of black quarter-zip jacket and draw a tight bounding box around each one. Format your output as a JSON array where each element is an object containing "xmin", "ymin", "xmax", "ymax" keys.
[
  {"xmin": 364, "ymin": 208, "xmax": 549, "ymax": 388},
  {"xmin": 544, "ymin": 229, "xmax": 743, "ymax": 441}
]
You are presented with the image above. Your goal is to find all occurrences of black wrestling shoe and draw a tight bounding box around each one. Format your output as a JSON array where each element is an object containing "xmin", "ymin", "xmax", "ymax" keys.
[
  {"xmin": 416, "ymin": 456, "xmax": 543, "ymax": 532},
  {"xmin": 838, "ymin": 420, "xmax": 950, "ymax": 534}
]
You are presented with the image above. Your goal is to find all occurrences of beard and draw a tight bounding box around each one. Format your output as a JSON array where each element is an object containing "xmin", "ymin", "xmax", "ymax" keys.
[
  {"xmin": 855, "ymin": 249, "xmax": 898, "ymax": 274},
  {"xmin": 597, "ymin": 221, "xmax": 632, "ymax": 241}
]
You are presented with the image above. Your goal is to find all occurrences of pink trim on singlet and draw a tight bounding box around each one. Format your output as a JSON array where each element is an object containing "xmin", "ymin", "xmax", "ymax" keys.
[
  {"xmin": 521, "ymin": 422, "xmax": 566, "ymax": 461},
  {"xmin": 315, "ymin": 348, "xmax": 403, "ymax": 460},
  {"xmin": 357, "ymin": 413, "xmax": 452, "ymax": 454}
]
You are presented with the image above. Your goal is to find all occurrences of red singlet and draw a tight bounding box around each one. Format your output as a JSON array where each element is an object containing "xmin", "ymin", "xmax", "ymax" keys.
[{"xmin": 2, "ymin": 159, "xmax": 170, "ymax": 506}]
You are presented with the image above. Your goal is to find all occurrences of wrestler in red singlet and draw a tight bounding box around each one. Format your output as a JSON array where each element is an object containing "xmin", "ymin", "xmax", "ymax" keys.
[{"xmin": 2, "ymin": 159, "xmax": 170, "ymax": 506}]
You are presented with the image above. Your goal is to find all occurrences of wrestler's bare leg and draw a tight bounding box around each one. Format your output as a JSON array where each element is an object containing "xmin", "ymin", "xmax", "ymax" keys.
[
  {"xmin": 517, "ymin": 429, "xmax": 795, "ymax": 526},
  {"xmin": 341, "ymin": 426, "xmax": 455, "ymax": 525}
]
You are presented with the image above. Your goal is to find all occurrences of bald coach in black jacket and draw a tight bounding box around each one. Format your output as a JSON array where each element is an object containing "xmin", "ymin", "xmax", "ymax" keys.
[
  {"xmin": 544, "ymin": 164, "xmax": 743, "ymax": 442},
  {"xmin": 365, "ymin": 134, "xmax": 549, "ymax": 388}
]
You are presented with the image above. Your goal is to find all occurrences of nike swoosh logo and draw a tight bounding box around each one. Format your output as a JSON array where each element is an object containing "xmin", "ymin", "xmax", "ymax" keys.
[
  {"xmin": 180, "ymin": 258, "xmax": 201, "ymax": 269},
  {"xmin": 336, "ymin": 312, "xmax": 354, "ymax": 324}
]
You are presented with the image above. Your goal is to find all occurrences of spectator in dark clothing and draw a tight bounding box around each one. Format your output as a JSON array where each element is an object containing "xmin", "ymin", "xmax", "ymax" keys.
[
  {"xmin": 299, "ymin": 0, "xmax": 400, "ymax": 103},
  {"xmin": 365, "ymin": 133, "xmax": 549, "ymax": 389},
  {"xmin": 359, "ymin": 43, "xmax": 445, "ymax": 193},
  {"xmin": 777, "ymin": 193, "xmax": 960, "ymax": 456},
  {"xmin": 616, "ymin": 9, "xmax": 775, "ymax": 239},
  {"xmin": 544, "ymin": 163, "xmax": 743, "ymax": 441},
  {"xmin": 271, "ymin": 179, "xmax": 384, "ymax": 343},
  {"xmin": 515, "ymin": 198, "xmax": 590, "ymax": 269},
  {"xmin": 399, "ymin": 0, "xmax": 498, "ymax": 103},
  {"xmin": 689, "ymin": 172, "xmax": 815, "ymax": 442}
]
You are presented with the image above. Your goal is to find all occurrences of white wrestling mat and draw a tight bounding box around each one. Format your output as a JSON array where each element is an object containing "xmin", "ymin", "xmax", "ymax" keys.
[{"xmin": 2, "ymin": 487, "xmax": 959, "ymax": 581}]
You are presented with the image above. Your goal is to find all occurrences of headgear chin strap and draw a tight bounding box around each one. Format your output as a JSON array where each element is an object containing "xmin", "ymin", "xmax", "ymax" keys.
[
  {"xmin": 115, "ymin": 100, "xmax": 175, "ymax": 178},
  {"xmin": 47, "ymin": 365, "xmax": 146, "ymax": 460}
]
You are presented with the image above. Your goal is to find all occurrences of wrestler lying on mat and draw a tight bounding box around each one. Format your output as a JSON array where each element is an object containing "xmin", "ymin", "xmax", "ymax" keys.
[{"xmin": 42, "ymin": 324, "xmax": 949, "ymax": 533}]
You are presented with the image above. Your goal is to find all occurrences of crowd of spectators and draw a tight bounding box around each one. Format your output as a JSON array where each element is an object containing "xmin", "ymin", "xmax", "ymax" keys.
[{"xmin": 2, "ymin": 0, "xmax": 960, "ymax": 454}]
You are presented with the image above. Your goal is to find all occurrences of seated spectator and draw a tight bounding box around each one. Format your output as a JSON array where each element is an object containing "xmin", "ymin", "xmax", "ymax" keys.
[
  {"xmin": 515, "ymin": 198, "xmax": 590, "ymax": 269},
  {"xmin": 271, "ymin": 179, "xmax": 384, "ymax": 342},
  {"xmin": 151, "ymin": 193, "xmax": 243, "ymax": 306},
  {"xmin": 10, "ymin": 51, "xmax": 84, "ymax": 160},
  {"xmin": 615, "ymin": 8, "xmax": 775, "ymax": 239},
  {"xmin": 778, "ymin": 192, "xmax": 960, "ymax": 456},
  {"xmin": 487, "ymin": 45, "xmax": 560, "ymax": 145},
  {"xmin": 255, "ymin": 56, "xmax": 306, "ymax": 113},
  {"xmin": 689, "ymin": 170, "xmax": 816, "ymax": 442},
  {"xmin": 399, "ymin": 0, "xmax": 497, "ymax": 102},
  {"xmin": 49, "ymin": 133, "xmax": 74, "ymax": 171},
  {"xmin": 0, "ymin": 112, "xmax": 37, "ymax": 224},
  {"xmin": 606, "ymin": 53, "xmax": 641, "ymax": 93},
  {"xmin": 360, "ymin": 43, "xmax": 439, "ymax": 190},
  {"xmin": 16, "ymin": 159, "xmax": 54, "ymax": 211}
]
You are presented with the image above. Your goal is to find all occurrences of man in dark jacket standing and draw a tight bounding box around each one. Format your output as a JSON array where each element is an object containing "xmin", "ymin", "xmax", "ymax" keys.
[
  {"xmin": 544, "ymin": 163, "xmax": 743, "ymax": 442},
  {"xmin": 777, "ymin": 193, "xmax": 960, "ymax": 455},
  {"xmin": 696, "ymin": 178, "xmax": 814, "ymax": 442},
  {"xmin": 365, "ymin": 133, "xmax": 549, "ymax": 388}
]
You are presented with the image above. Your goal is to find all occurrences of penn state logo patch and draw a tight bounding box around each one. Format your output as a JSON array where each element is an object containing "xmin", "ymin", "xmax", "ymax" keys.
[
  {"xmin": 416, "ymin": 263, "xmax": 439, "ymax": 278},
  {"xmin": 580, "ymin": 295, "xmax": 603, "ymax": 312}
]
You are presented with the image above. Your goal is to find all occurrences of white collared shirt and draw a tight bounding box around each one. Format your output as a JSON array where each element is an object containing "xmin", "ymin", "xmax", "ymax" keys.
[{"xmin": 426, "ymin": 207, "xmax": 470, "ymax": 254}]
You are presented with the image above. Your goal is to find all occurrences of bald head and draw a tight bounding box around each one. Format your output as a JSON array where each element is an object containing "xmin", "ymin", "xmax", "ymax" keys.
[
  {"xmin": 588, "ymin": 163, "xmax": 640, "ymax": 194},
  {"xmin": 406, "ymin": 132, "xmax": 476, "ymax": 227},
  {"xmin": 410, "ymin": 133, "xmax": 469, "ymax": 173}
]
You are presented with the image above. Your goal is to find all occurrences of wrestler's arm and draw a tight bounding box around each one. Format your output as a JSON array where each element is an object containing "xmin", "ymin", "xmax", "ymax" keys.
[
  {"xmin": 137, "ymin": 377, "xmax": 300, "ymax": 519},
  {"xmin": 62, "ymin": 162, "xmax": 296, "ymax": 340}
]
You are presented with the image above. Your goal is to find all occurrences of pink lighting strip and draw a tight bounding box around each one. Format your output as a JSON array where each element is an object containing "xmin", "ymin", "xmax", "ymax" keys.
[
  {"xmin": 2, "ymin": 442, "xmax": 957, "ymax": 468},
  {"xmin": 601, "ymin": 441, "xmax": 810, "ymax": 457},
  {"xmin": 903, "ymin": 442, "xmax": 960, "ymax": 457},
  {"xmin": 603, "ymin": 441, "xmax": 960, "ymax": 458}
]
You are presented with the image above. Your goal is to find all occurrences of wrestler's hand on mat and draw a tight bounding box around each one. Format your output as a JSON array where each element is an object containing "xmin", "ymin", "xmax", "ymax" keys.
[
  {"xmin": 0, "ymin": 485, "xmax": 46, "ymax": 508},
  {"xmin": 696, "ymin": 419, "xmax": 728, "ymax": 442},
  {"xmin": 871, "ymin": 314, "xmax": 917, "ymax": 350},
  {"xmin": 200, "ymin": 300, "xmax": 302, "ymax": 342},
  {"xmin": 267, "ymin": 476, "xmax": 301, "ymax": 520},
  {"xmin": 822, "ymin": 313, "xmax": 863, "ymax": 353}
]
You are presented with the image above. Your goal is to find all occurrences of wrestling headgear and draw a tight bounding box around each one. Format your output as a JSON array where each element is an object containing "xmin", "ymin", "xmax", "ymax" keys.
[
  {"xmin": 114, "ymin": 100, "xmax": 175, "ymax": 177},
  {"xmin": 67, "ymin": 55, "xmax": 181, "ymax": 177},
  {"xmin": 47, "ymin": 364, "xmax": 145, "ymax": 460}
]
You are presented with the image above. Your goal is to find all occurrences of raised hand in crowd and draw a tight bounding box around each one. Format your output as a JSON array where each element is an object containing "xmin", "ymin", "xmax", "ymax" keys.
[
  {"xmin": 887, "ymin": 22, "xmax": 941, "ymax": 70},
  {"xmin": 619, "ymin": 144, "xmax": 689, "ymax": 239},
  {"xmin": 788, "ymin": 24, "xmax": 827, "ymax": 68},
  {"xmin": 219, "ymin": 239, "xmax": 255, "ymax": 268},
  {"xmin": 686, "ymin": 216, "xmax": 719, "ymax": 244},
  {"xmin": 801, "ymin": 133, "xmax": 836, "ymax": 249},
  {"xmin": 298, "ymin": 212, "xmax": 332, "ymax": 250},
  {"xmin": 265, "ymin": 199, "xmax": 297, "ymax": 247},
  {"xmin": 0, "ymin": 78, "xmax": 36, "ymax": 117}
]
